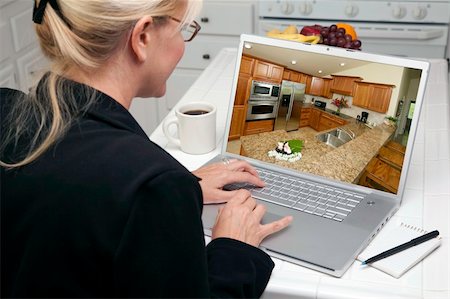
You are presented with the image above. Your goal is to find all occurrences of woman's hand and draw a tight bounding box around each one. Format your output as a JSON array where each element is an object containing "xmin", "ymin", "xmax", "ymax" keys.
[
  {"xmin": 192, "ymin": 159, "xmax": 265, "ymax": 204},
  {"xmin": 212, "ymin": 190, "xmax": 293, "ymax": 247}
]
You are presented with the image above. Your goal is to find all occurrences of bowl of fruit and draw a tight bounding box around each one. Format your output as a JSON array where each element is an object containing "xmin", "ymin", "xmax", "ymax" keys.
[
  {"xmin": 266, "ymin": 23, "xmax": 362, "ymax": 50},
  {"xmin": 301, "ymin": 23, "xmax": 362, "ymax": 50}
]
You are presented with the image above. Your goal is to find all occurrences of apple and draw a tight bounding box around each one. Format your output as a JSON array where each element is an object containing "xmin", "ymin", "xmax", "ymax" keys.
[{"xmin": 300, "ymin": 24, "xmax": 322, "ymax": 36}]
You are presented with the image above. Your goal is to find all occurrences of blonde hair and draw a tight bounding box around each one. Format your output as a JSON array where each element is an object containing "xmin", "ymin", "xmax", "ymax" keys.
[{"xmin": 1, "ymin": 0, "xmax": 202, "ymax": 168}]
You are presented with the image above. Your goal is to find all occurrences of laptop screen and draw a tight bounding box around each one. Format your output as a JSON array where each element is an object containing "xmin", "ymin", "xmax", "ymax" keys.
[{"xmin": 225, "ymin": 36, "xmax": 428, "ymax": 196}]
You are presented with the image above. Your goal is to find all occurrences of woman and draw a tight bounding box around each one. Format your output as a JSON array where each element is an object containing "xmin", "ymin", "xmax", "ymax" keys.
[{"xmin": 0, "ymin": 0, "xmax": 292, "ymax": 298}]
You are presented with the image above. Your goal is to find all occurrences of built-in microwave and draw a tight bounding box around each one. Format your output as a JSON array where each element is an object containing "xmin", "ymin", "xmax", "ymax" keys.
[{"xmin": 250, "ymin": 80, "xmax": 280, "ymax": 100}]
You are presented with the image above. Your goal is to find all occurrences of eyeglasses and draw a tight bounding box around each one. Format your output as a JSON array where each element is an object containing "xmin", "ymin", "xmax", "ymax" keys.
[{"xmin": 168, "ymin": 16, "xmax": 201, "ymax": 42}]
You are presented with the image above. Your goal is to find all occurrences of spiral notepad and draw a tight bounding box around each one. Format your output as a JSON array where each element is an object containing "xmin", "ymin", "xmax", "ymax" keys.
[{"xmin": 357, "ymin": 223, "xmax": 441, "ymax": 278}]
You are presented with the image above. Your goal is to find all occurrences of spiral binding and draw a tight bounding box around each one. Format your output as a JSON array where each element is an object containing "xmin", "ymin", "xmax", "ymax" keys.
[{"xmin": 400, "ymin": 222, "xmax": 442, "ymax": 239}]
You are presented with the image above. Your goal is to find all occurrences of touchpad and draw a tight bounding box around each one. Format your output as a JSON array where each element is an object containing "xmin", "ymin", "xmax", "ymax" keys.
[{"xmin": 261, "ymin": 212, "xmax": 285, "ymax": 225}]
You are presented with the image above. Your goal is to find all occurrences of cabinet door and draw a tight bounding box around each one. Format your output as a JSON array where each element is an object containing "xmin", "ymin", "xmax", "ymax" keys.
[
  {"xmin": 283, "ymin": 70, "xmax": 291, "ymax": 80},
  {"xmin": 352, "ymin": 83, "xmax": 370, "ymax": 108},
  {"xmin": 235, "ymin": 74, "xmax": 251, "ymax": 105},
  {"xmin": 229, "ymin": 106, "xmax": 246, "ymax": 140},
  {"xmin": 240, "ymin": 56, "xmax": 254, "ymax": 76},
  {"xmin": 198, "ymin": 2, "xmax": 254, "ymax": 35},
  {"xmin": 322, "ymin": 78, "xmax": 332, "ymax": 98},
  {"xmin": 253, "ymin": 60, "xmax": 271, "ymax": 79},
  {"xmin": 290, "ymin": 71, "xmax": 300, "ymax": 82},
  {"xmin": 269, "ymin": 64, "xmax": 284, "ymax": 82},
  {"xmin": 244, "ymin": 119, "xmax": 274, "ymax": 135},
  {"xmin": 367, "ymin": 85, "xmax": 392, "ymax": 113},
  {"xmin": 309, "ymin": 109, "xmax": 321, "ymax": 130},
  {"xmin": 178, "ymin": 35, "xmax": 240, "ymax": 70},
  {"xmin": 318, "ymin": 113, "xmax": 341, "ymax": 131},
  {"xmin": 298, "ymin": 72, "xmax": 310, "ymax": 85},
  {"xmin": 309, "ymin": 77, "xmax": 324, "ymax": 96}
]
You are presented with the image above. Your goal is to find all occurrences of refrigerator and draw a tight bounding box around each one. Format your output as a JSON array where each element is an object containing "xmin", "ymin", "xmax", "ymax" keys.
[{"xmin": 275, "ymin": 80, "xmax": 306, "ymax": 132}]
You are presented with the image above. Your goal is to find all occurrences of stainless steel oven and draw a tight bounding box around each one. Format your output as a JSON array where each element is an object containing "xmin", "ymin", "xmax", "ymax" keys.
[
  {"xmin": 258, "ymin": 0, "xmax": 450, "ymax": 60},
  {"xmin": 247, "ymin": 99, "xmax": 279, "ymax": 120}
]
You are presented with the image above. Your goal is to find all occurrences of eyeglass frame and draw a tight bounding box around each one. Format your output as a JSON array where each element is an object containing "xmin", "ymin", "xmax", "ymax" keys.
[{"xmin": 168, "ymin": 16, "xmax": 201, "ymax": 42}]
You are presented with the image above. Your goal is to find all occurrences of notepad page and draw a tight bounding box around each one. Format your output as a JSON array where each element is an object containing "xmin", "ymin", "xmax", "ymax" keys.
[{"xmin": 357, "ymin": 223, "xmax": 441, "ymax": 278}]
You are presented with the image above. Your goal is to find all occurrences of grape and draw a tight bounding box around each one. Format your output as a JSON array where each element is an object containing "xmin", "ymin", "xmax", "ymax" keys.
[
  {"xmin": 329, "ymin": 24, "xmax": 337, "ymax": 32},
  {"xmin": 328, "ymin": 32, "xmax": 336, "ymax": 39},
  {"xmin": 320, "ymin": 29, "xmax": 329, "ymax": 37},
  {"xmin": 335, "ymin": 31, "xmax": 344, "ymax": 39},
  {"xmin": 337, "ymin": 28, "xmax": 346, "ymax": 35},
  {"xmin": 343, "ymin": 42, "xmax": 352, "ymax": 49},
  {"xmin": 337, "ymin": 38, "xmax": 346, "ymax": 47},
  {"xmin": 323, "ymin": 37, "xmax": 329, "ymax": 45},
  {"xmin": 329, "ymin": 38, "xmax": 337, "ymax": 46},
  {"xmin": 344, "ymin": 34, "xmax": 352, "ymax": 42},
  {"xmin": 351, "ymin": 39, "xmax": 362, "ymax": 49}
]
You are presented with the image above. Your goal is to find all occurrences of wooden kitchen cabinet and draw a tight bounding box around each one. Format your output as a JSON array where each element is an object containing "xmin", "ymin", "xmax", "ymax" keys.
[
  {"xmin": 234, "ymin": 74, "xmax": 251, "ymax": 105},
  {"xmin": 299, "ymin": 107, "xmax": 311, "ymax": 127},
  {"xmin": 282, "ymin": 69, "xmax": 301, "ymax": 82},
  {"xmin": 353, "ymin": 82, "xmax": 394, "ymax": 113},
  {"xmin": 240, "ymin": 55, "xmax": 255, "ymax": 76},
  {"xmin": 244, "ymin": 119, "xmax": 274, "ymax": 135},
  {"xmin": 308, "ymin": 77, "xmax": 333, "ymax": 98},
  {"xmin": 330, "ymin": 75, "xmax": 363, "ymax": 95},
  {"xmin": 229, "ymin": 69, "xmax": 252, "ymax": 140},
  {"xmin": 308, "ymin": 77, "xmax": 325, "ymax": 96},
  {"xmin": 317, "ymin": 112, "xmax": 347, "ymax": 131},
  {"xmin": 309, "ymin": 108, "xmax": 322, "ymax": 130},
  {"xmin": 322, "ymin": 78, "xmax": 333, "ymax": 98},
  {"xmin": 253, "ymin": 60, "xmax": 284, "ymax": 83},
  {"xmin": 229, "ymin": 106, "xmax": 246, "ymax": 140}
]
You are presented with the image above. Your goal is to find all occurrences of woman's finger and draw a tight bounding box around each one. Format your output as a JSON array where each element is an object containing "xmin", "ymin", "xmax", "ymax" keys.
[
  {"xmin": 226, "ymin": 160, "xmax": 260, "ymax": 177},
  {"xmin": 259, "ymin": 216, "xmax": 293, "ymax": 238},
  {"xmin": 222, "ymin": 171, "xmax": 265, "ymax": 187}
]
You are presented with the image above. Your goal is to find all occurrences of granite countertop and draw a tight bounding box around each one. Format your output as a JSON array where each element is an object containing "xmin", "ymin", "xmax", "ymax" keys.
[{"xmin": 240, "ymin": 121, "xmax": 395, "ymax": 183}]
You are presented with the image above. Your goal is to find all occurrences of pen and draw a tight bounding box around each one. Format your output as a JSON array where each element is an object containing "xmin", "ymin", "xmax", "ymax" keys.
[{"xmin": 361, "ymin": 230, "xmax": 440, "ymax": 265}]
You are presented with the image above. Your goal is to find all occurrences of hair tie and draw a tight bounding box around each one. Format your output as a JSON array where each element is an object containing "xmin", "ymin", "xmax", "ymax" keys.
[{"xmin": 33, "ymin": 0, "xmax": 70, "ymax": 27}]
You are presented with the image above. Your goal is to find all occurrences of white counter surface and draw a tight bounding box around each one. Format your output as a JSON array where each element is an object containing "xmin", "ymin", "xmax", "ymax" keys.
[{"xmin": 151, "ymin": 49, "xmax": 450, "ymax": 299}]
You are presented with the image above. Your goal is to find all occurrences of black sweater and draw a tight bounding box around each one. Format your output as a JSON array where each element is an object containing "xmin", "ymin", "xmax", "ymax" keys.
[{"xmin": 0, "ymin": 81, "xmax": 274, "ymax": 298}]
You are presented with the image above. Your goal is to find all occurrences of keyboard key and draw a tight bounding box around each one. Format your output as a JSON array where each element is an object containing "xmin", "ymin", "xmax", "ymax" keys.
[{"xmin": 239, "ymin": 166, "xmax": 365, "ymax": 222}]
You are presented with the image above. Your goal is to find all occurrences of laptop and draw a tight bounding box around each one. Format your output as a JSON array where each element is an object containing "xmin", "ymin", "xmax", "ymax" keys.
[{"xmin": 201, "ymin": 34, "xmax": 429, "ymax": 277}]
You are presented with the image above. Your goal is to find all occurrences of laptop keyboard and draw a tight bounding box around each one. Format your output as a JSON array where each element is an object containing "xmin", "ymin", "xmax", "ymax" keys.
[{"xmin": 224, "ymin": 167, "xmax": 365, "ymax": 222}]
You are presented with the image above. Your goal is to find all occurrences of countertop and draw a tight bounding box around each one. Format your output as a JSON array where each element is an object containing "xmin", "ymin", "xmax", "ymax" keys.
[
  {"xmin": 240, "ymin": 122, "xmax": 395, "ymax": 183},
  {"xmin": 150, "ymin": 48, "xmax": 450, "ymax": 299}
]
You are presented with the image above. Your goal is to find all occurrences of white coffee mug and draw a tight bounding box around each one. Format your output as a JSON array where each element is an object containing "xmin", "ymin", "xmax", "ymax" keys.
[{"xmin": 163, "ymin": 102, "xmax": 217, "ymax": 154}]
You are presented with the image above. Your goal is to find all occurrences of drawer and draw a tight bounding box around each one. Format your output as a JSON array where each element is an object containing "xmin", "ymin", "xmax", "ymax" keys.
[
  {"xmin": 300, "ymin": 110, "xmax": 311, "ymax": 120},
  {"xmin": 244, "ymin": 119, "xmax": 274, "ymax": 135},
  {"xmin": 299, "ymin": 119, "xmax": 309, "ymax": 127},
  {"xmin": 178, "ymin": 35, "xmax": 240, "ymax": 69},
  {"xmin": 198, "ymin": 2, "xmax": 254, "ymax": 35}
]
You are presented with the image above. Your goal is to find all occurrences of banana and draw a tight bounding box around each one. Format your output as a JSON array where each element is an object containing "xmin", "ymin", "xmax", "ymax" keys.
[{"xmin": 266, "ymin": 32, "xmax": 320, "ymax": 44}]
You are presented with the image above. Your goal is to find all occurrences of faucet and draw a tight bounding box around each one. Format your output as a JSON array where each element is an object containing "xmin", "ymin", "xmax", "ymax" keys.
[{"xmin": 340, "ymin": 128, "xmax": 356, "ymax": 139}]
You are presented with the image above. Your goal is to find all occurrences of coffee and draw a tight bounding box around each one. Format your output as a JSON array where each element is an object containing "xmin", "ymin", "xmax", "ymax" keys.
[{"xmin": 184, "ymin": 109, "xmax": 209, "ymax": 116}]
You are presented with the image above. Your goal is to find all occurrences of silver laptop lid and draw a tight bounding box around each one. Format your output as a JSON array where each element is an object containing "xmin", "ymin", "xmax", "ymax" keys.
[{"xmin": 223, "ymin": 34, "xmax": 429, "ymax": 202}]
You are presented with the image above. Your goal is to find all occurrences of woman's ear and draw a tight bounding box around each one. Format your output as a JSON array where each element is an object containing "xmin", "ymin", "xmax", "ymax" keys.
[{"xmin": 130, "ymin": 16, "xmax": 154, "ymax": 62}]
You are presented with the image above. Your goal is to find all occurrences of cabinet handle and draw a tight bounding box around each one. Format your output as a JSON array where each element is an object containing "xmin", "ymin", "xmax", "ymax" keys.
[
  {"xmin": 202, "ymin": 54, "xmax": 210, "ymax": 60},
  {"xmin": 201, "ymin": 17, "xmax": 209, "ymax": 23}
]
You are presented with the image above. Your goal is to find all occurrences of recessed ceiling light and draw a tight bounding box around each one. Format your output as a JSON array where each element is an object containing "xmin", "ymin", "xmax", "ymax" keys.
[
  {"xmin": 318, "ymin": 70, "xmax": 323, "ymax": 73},
  {"xmin": 340, "ymin": 62, "xmax": 346, "ymax": 66},
  {"xmin": 244, "ymin": 43, "xmax": 252, "ymax": 49},
  {"xmin": 291, "ymin": 60, "xmax": 297, "ymax": 65}
]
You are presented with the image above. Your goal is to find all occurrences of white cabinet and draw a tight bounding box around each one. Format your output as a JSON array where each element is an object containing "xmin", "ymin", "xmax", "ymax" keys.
[
  {"xmin": 0, "ymin": 1, "xmax": 48, "ymax": 92},
  {"xmin": 145, "ymin": 0, "xmax": 256, "ymax": 136}
]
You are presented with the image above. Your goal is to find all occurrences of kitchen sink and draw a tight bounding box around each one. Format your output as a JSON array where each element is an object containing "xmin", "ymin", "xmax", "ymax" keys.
[{"xmin": 316, "ymin": 128, "xmax": 354, "ymax": 148}]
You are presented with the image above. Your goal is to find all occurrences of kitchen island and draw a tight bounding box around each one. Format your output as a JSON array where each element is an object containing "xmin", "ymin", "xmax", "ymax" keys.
[{"xmin": 239, "ymin": 122, "xmax": 395, "ymax": 183}]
